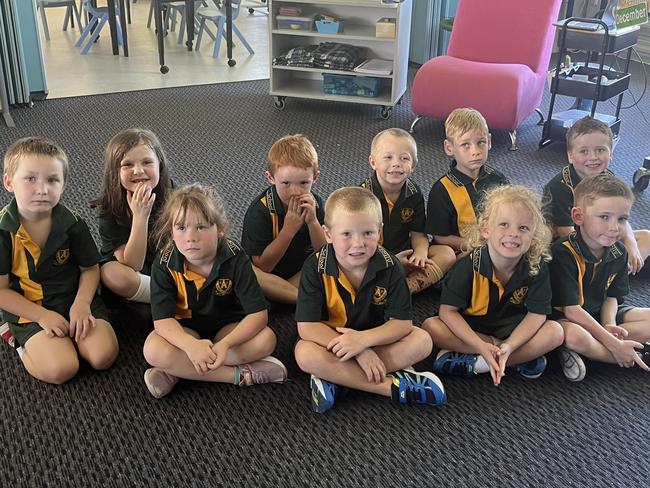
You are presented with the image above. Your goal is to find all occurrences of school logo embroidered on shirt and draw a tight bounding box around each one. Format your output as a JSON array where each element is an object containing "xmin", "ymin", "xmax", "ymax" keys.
[
  {"xmin": 400, "ymin": 208, "xmax": 414, "ymax": 223},
  {"xmin": 510, "ymin": 286, "xmax": 529, "ymax": 305},
  {"xmin": 55, "ymin": 249, "xmax": 70, "ymax": 265},
  {"xmin": 606, "ymin": 273, "xmax": 617, "ymax": 290},
  {"xmin": 214, "ymin": 279, "xmax": 233, "ymax": 296},
  {"xmin": 372, "ymin": 286, "xmax": 387, "ymax": 306}
]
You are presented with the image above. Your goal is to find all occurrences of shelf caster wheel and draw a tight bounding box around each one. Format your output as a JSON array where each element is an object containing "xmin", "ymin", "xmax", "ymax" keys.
[
  {"xmin": 633, "ymin": 168, "xmax": 650, "ymax": 192},
  {"xmin": 249, "ymin": 8, "xmax": 254, "ymax": 13},
  {"xmin": 380, "ymin": 106, "xmax": 392, "ymax": 119},
  {"xmin": 160, "ymin": 65, "xmax": 169, "ymax": 74},
  {"xmin": 228, "ymin": 58, "xmax": 236, "ymax": 67},
  {"xmin": 273, "ymin": 97, "xmax": 286, "ymax": 110}
]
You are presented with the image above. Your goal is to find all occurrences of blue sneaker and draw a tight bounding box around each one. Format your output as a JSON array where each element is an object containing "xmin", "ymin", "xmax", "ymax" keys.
[
  {"xmin": 514, "ymin": 355, "xmax": 547, "ymax": 379},
  {"xmin": 310, "ymin": 375, "xmax": 338, "ymax": 413},
  {"xmin": 389, "ymin": 369, "xmax": 446, "ymax": 406},
  {"xmin": 433, "ymin": 350, "xmax": 477, "ymax": 378}
]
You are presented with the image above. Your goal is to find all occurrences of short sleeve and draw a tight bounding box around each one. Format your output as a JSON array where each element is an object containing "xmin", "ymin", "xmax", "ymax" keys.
[
  {"xmin": 232, "ymin": 251, "xmax": 268, "ymax": 314},
  {"xmin": 606, "ymin": 249, "xmax": 629, "ymax": 299},
  {"xmin": 295, "ymin": 254, "xmax": 326, "ymax": 323},
  {"xmin": 411, "ymin": 192, "xmax": 426, "ymax": 234},
  {"xmin": 315, "ymin": 194, "xmax": 325, "ymax": 224},
  {"xmin": 241, "ymin": 201, "xmax": 273, "ymax": 258},
  {"xmin": 523, "ymin": 263, "xmax": 552, "ymax": 315},
  {"xmin": 426, "ymin": 181, "xmax": 455, "ymax": 236},
  {"xmin": 549, "ymin": 243, "xmax": 581, "ymax": 307},
  {"xmin": 150, "ymin": 256, "xmax": 179, "ymax": 321},
  {"xmin": 0, "ymin": 232, "xmax": 11, "ymax": 275},
  {"xmin": 439, "ymin": 257, "xmax": 473, "ymax": 310},
  {"xmin": 383, "ymin": 261, "xmax": 412, "ymax": 321},
  {"xmin": 98, "ymin": 217, "xmax": 130, "ymax": 256},
  {"xmin": 544, "ymin": 180, "xmax": 574, "ymax": 228},
  {"xmin": 69, "ymin": 219, "xmax": 101, "ymax": 267}
]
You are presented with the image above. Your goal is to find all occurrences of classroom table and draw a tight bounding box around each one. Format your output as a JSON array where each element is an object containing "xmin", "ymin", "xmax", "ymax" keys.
[{"xmin": 105, "ymin": 0, "xmax": 129, "ymax": 56}]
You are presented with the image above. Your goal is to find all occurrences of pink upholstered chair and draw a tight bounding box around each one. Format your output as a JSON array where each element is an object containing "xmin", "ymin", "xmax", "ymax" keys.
[{"xmin": 410, "ymin": 0, "xmax": 562, "ymax": 150}]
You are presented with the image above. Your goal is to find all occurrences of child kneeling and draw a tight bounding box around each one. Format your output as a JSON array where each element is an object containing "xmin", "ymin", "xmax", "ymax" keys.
[
  {"xmin": 295, "ymin": 187, "xmax": 446, "ymax": 413},
  {"xmin": 143, "ymin": 184, "xmax": 286, "ymax": 398},
  {"xmin": 423, "ymin": 185, "xmax": 564, "ymax": 385}
]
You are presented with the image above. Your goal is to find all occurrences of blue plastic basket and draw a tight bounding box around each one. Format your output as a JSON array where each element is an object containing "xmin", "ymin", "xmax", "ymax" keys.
[
  {"xmin": 322, "ymin": 74, "xmax": 381, "ymax": 98},
  {"xmin": 315, "ymin": 19, "xmax": 344, "ymax": 33}
]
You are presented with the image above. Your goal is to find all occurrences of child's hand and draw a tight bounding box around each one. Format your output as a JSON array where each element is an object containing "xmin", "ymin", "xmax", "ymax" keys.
[
  {"xmin": 355, "ymin": 348, "xmax": 386, "ymax": 383},
  {"xmin": 208, "ymin": 340, "xmax": 230, "ymax": 371},
  {"xmin": 186, "ymin": 338, "xmax": 217, "ymax": 374},
  {"xmin": 626, "ymin": 241, "xmax": 645, "ymax": 275},
  {"xmin": 327, "ymin": 327, "xmax": 366, "ymax": 361},
  {"xmin": 126, "ymin": 183, "xmax": 156, "ymax": 221},
  {"xmin": 603, "ymin": 324, "xmax": 628, "ymax": 340},
  {"xmin": 478, "ymin": 342, "xmax": 502, "ymax": 386},
  {"xmin": 283, "ymin": 196, "xmax": 305, "ymax": 235},
  {"xmin": 69, "ymin": 301, "xmax": 96, "ymax": 342},
  {"xmin": 396, "ymin": 249, "xmax": 430, "ymax": 272},
  {"xmin": 495, "ymin": 343, "xmax": 513, "ymax": 385},
  {"xmin": 298, "ymin": 193, "xmax": 318, "ymax": 225},
  {"xmin": 407, "ymin": 249, "xmax": 434, "ymax": 270},
  {"xmin": 607, "ymin": 339, "xmax": 650, "ymax": 371},
  {"xmin": 37, "ymin": 310, "xmax": 70, "ymax": 338}
]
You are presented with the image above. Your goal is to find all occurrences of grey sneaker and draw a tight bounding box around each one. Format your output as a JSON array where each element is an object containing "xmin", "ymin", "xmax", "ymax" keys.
[
  {"xmin": 559, "ymin": 347, "xmax": 586, "ymax": 382},
  {"xmin": 239, "ymin": 356, "xmax": 288, "ymax": 386},
  {"xmin": 144, "ymin": 368, "xmax": 179, "ymax": 398}
]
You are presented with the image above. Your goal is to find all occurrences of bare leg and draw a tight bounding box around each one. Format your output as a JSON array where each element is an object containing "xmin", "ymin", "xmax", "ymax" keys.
[
  {"xmin": 76, "ymin": 318, "xmax": 119, "ymax": 370},
  {"xmin": 619, "ymin": 308, "xmax": 650, "ymax": 343},
  {"xmin": 408, "ymin": 245, "xmax": 456, "ymax": 293},
  {"xmin": 22, "ymin": 331, "xmax": 79, "ymax": 385},
  {"xmin": 561, "ymin": 320, "xmax": 618, "ymax": 363},
  {"xmin": 214, "ymin": 322, "xmax": 277, "ymax": 365},
  {"xmin": 101, "ymin": 261, "xmax": 140, "ymax": 298},
  {"xmin": 634, "ymin": 230, "xmax": 650, "ymax": 262},
  {"xmin": 251, "ymin": 266, "xmax": 298, "ymax": 304}
]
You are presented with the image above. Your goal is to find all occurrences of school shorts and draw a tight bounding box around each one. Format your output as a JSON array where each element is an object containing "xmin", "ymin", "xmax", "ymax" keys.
[
  {"xmin": 471, "ymin": 322, "xmax": 518, "ymax": 341},
  {"xmin": 8, "ymin": 295, "xmax": 109, "ymax": 347},
  {"xmin": 553, "ymin": 304, "xmax": 636, "ymax": 326}
]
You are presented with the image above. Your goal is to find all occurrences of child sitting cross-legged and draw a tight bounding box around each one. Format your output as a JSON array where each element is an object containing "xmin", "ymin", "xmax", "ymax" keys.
[{"xmin": 422, "ymin": 185, "xmax": 564, "ymax": 385}]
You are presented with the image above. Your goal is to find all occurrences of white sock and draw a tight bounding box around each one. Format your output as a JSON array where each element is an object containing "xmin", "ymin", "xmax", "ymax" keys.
[
  {"xmin": 474, "ymin": 355, "xmax": 490, "ymax": 374},
  {"xmin": 16, "ymin": 346, "xmax": 25, "ymax": 360},
  {"xmin": 127, "ymin": 274, "xmax": 151, "ymax": 303}
]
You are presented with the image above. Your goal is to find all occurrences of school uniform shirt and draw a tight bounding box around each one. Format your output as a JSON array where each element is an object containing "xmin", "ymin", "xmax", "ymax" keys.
[
  {"xmin": 360, "ymin": 172, "xmax": 426, "ymax": 253},
  {"xmin": 295, "ymin": 243, "xmax": 411, "ymax": 331},
  {"xmin": 0, "ymin": 199, "xmax": 101, "ymax": 324},
  {"xmin": 426, "ymin": 162, "xmax": 509, "ymax": 237},
  {"xmin": 550, "ymin": 230, "xmax": 628, "ymax": 317},
  {"xmin": 98, "ymin": 215, "xmax": 157, "ymax": 275},
  {"xmin": 542, "ymin": 165, "xmax": 614, "ymax": 228},
  {"xmin": 150, "ymin": 238, "xmax": 267, "ymax": 336},
  {"xmin": 241, "ymin": 185, "xmax": 325, "ymax": 279},
  {"xmin": 440, "ymin": 246, "xmax": 552, "ymax": 336}
]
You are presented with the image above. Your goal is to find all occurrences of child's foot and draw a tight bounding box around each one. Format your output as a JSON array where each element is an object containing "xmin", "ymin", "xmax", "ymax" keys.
[
  {"xmin": 389, "ymin": 369, "xmax": 446, "ymax": 406},
  {"xmin": 559, "ymin": 347, "xmax": 586, "ymax": 382},
  {"xmin": 433, "ymin": 350, "xmax": 477, "ymax": 378},
  {"xmin": 239, "ymin": 356, "xmax": 287, "ymax": 386},
  {"xmin": 144, "ymin": 368, "xmax": 179, "ymax": 398},
  {"xmin": 514, "ymin": 355, "xmax": 547, "ymax": 379},
  {"xmin": 310, "ymin": 375, "xmax": 345, "ymax": 413}
]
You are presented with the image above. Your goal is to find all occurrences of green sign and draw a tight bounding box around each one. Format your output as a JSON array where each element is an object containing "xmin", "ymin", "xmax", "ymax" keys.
[{"xmin": 616, "ymin": 0, "xmax": 648, "ymax": 29}]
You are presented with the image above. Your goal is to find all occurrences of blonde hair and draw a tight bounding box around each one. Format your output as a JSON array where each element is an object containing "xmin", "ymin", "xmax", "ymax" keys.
[
  {"xmin": 465, "ymin": 185, "xmax": 551, "ymax": 276},
  {"xmin": 3, "ymin": 136, "xmax": 69, "ymax": 183},
  {"xmin": 324, "ymin": 187, "xmax": 382, "ymax": 228},
  {"xmin": 573, "ymin": 173, "xmax": 634, "ymax": 209},
  {"xmin": 267, "ymin": 134, "xmax": 318, "ymax": 175},
  {"xmin": 154, "ymin": 184, "xmax": 229, "ymax": 254},
  {"xmin": 566, "ymin": 116, "xmax": 613, "ymax": 151},
  {"xmin": 370, "ymin": 128, "xmax": 418, "ymax": 166},
  {"xmin": 444, "ymin": 108, "xmax": 489, "ymax": 143}
]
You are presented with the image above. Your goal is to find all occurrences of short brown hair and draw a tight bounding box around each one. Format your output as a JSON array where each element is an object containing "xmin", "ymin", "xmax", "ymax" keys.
[
  {"xmin": 445, "ymin": 108, "xmax": 489, "ymax": 142},
  {"xmin": 573, "ymin": 173, "xmax": 633, "ymax": 209},
  {"xmin": 267, "ymin": 134, "xmax": 318, "ymax": 175},
  {"xmin": 324, "ymin": 186, "xmax": 382, "ymax": 228},
  {"xmin": 370, "ymin": 128, "xmax": 418, "ymax": 166},
  {"xmin": 566, "ymin": 116, "xmax": 613, "ymax": 151},
  {"xmin": 3, "ymin": 136, "xmax": 69, "ymax": 183}
]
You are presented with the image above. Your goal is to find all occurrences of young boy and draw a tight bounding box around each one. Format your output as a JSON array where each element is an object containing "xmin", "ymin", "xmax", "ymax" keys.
[
  {"xmin": 543, "ymin": 116, "xmax": 650, "ymax": 274},
  {"xmin": 241, "ymin": 134, "xmax": 326, "ymax": 304},
  {"xmin": 294, "ymin": 187, "xmax": 446, "ymax": 413},
  {"xmin": 0, "ymin": 137, "xmax": 118, "ymax": 384},
  {"xmin": 550, "ymin": 173, "xmax": 650, "ymax": 382},
  {"xmin": 427, "ymin": 108, "xmax": 509, "ymax": 255},
  {"xmin": 360, "ymin": 128, "xmax": 455, "ymax": 294}
]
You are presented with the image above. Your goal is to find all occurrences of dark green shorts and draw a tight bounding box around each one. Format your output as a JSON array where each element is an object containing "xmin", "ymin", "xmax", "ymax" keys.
[
  {"xmin": 8, "ymin": 295, "xmax": 109, "ymax": 347},
  {"xmin": 471, "ymin": 322, "xmax": 518, "ymax": 341}
]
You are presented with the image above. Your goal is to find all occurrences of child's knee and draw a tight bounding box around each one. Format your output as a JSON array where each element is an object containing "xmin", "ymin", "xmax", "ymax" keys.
[
  {"xmin": 294, "ymin": 340, "xmax": 319, "ymax": 371},
  {"xmin": 430, "ymin": 245, "xmax": 456, "ymax": 271},
  {"xmin": 410, "ymin": 327, "xmax": 433, "ymax": 357},
  {"xmin": 86, "ymin": 342, "xmax": 119, "ymax": 371},
  {"xmin": 563, "ymin": 324, "xmax": 589, "ymax": 351},
  {"xmin": 143, "ymin": 333, "xmax": 172, "ymax": 367},
  {"xmin": 545, "ymin": 320, "xmax": 565, "ymax": 347},
  {"xmin": 421, "ymin": 316, "xmax": 443, "ymax": 339},
  {"xmin": 38, "ymin": 356, "xmax": 79, "ymax": 385},
  {"xmin": 257, "ymin": 327, "xmax": 277, "ymax": 356}
]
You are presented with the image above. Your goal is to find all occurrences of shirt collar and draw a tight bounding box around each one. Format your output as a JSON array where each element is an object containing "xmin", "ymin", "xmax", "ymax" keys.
[
  {"xmin": 318, "ymin": 243, "xmax": 395, "ymax": 287},
  {"xmin": 568, "ymin": 230, "xmax": 623, "ymax": 264},
  {"xmin": 447, "ymin": 161, "xmax": 492, "ymax": 187},
  {"xmin": 167, "ymin": 238, "xmax": 238, "ymax": 280},
  {"xmin": 0, "ymin": 198, "xmax": 76, "ymax": 234},
  {"xmin": 472, "ymin": 245, "xmax": 531, "ymax": 281}
]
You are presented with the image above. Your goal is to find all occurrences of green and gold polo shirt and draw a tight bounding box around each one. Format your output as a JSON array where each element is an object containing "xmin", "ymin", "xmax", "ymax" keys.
[
  {"xmin": 0, "ymin": 199, "xmax": 101, "ymax": 323},
  {"xmin": 360, "ymin": 172, "xmax": 426, "ymax": 254},
  {"xmin": 426, "ymin": 162, "xmax": 509, "ymax": 237},
  {"xmin": 550, "ymin": 230, "xmax": 628, "ymax": 317},
  {"xmin": 98, "ymin": 215, "xmax": 157, "ymax": 275},
  {"xmin": 542, "ymin": 165, "xmax": 614, "ymax": 228},
  {"xmin": 440, "ymin": 246, "xmax": 552, "ymax": 335},
  {"xmin": 151, "ymin": 238, "xmax": 267, "ymax": 337},
  {"xmin": 295, "ymin": 243, "xmax": 411, "ymax": 331},
  {"xmin": 241, "ymin": 185, "xmax": 324, "ymax": 279}
]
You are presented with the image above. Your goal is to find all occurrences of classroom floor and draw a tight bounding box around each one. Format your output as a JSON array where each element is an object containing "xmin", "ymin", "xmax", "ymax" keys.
[{"xmin": 37, "ymin": 0, "xmax": 270, "ymax": 98}]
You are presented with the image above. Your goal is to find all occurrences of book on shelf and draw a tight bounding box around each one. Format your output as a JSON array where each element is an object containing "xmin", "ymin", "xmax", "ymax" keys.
[{"xmin": 354, "ymin": 59, "xmax": 393, "ymax": 75}]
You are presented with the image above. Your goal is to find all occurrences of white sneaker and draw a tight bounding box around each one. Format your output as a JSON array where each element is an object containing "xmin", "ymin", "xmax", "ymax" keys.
[
  {"xmin": 559, "ymin": 347, "xmax": 586, "ymax": 382},
  {"xmin": 144, "ymin": 368, "xmax": 179, "ymax": 398}
]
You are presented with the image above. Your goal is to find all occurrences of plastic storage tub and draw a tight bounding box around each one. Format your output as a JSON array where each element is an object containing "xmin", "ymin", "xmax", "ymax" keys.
[
  {"xmin": 322, "ymin": 74, "xmax": 381, "ymax": 98},
  {"xmin": 315, "ymin": 19, "xmax": 344, "ymax": 34},
  {"xmin": 276, "ymin": 15, "xmax": 313, "ymax": 31},
  {"xmin": 551, "ymin": 65, "xmax": 630, "ymax": 101}
]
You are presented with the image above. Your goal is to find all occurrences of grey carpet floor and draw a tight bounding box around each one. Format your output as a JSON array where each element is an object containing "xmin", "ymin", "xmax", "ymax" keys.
[{"xmin": 0, "ymin": 62, "xmax": 649, "ymax": 487}]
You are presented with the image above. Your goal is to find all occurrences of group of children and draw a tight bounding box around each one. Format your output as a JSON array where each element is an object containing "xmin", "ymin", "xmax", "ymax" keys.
[{"xmin": 1, "ymin": 108, "xmax": 649, "ymax": 414}]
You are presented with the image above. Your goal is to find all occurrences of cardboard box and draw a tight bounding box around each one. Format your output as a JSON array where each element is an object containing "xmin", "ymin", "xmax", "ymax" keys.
[{"xmin": 376, "ymin": 18, "xmax": 396, "ymax": 38}]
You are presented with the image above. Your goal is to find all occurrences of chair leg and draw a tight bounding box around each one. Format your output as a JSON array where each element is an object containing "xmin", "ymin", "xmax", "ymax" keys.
[
  {"xmin": 76, "ymin": 15, "xmax": 97, "ymax": 47},
  {"xmin": 195, "ymin": 17, "xmax": 206, "ymax": 51},
  {"xmin": 39, "ymin": 4, "xmax": 51, "ymax": 41},
  {"xmin": 177, "ymin": 8, "xmax": 186, "ymax": 44},
  {"xmin": 63, "ymin": 6, "xmax": 71, "ymax": 31},
  {"xmin": 81, "ymin": 16, "xmax": 108, "ymax": 54},
  {"xmin": 147, "ymin": 0, "xmax": 154, "ymax": 28},
  {"xmin": 212, "ymin": 18, "xmax": 225, "ymax": 58},
  {"xmin": 535, "ymin": 108, "xmax": 545, "ymax": 125},
  {"xmin": 232, "ymin": 24, "xmax": 253, "ymax": 54},
  {"xmin": 508, "ymin": 130, "xmax": 518, "ymax": 151},
  {"xmin": 72, "ymin": 2, "xmax": 84, "ymax": 30},
  {"xmin": 409, "ymin": 116, "xmax": 423, "ymax": 134}
]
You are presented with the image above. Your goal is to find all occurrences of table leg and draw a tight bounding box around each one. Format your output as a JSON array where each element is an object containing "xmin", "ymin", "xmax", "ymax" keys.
[
  {"xmin": 185, "ymin": 0, "xmax": 194, "ymax": 51},
  {"xmin": 154, "ymin": 0, "xmax": 169, "ymax": 73},
  {"xmin": 107, "ymin": 0, "xmax": 119, "ymax": 55},
  {"xmin": 119, "ymin": 0, "xmax": 129, "ymax": 56},
  {"xmin": 226, "ymin": 0, "xmax": 235, "ymax": 67}
]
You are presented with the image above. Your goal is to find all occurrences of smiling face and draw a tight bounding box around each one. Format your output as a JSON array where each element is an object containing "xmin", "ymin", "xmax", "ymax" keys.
[
  {"xmin": 323, "ymin": 208, "xmax": 381, "ymax": 274},
  {"xmin": 119, "ymin": 143, "xmax": 161, "ymax": 193},
  {"xmin": 568, "ymin": 131, "xmax": 612, "ymax": 179},
  {"xmin": 369, "ymin": 133, "xmax": 415, "ymax": 191},
  {"xmin": 265, "ymin": 165, "xmax": 317, "ymax": 208},
  {"xmin": 481, "ymin": 202, "xmax": 534, "ymax": 265},
  {"xmin": 171, "ymin": 207, "xmax": 220, "ymax": 266},
  {"xmin": 3, "ymin": 154, "xmax": 66, "ymax": 220},
  {"xmin": 572, "ymin": 196, "xmax": 631, "ymax": 257},
  {"xmin": 444, "ymin": 129, "xmax": 491, "ymax": 179}
]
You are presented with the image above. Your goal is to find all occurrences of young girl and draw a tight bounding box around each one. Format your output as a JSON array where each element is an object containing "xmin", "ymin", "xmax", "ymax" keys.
[
  {"xmin": 91, "ymin": 128, "xmax": 172, "ymax": 304},
  {"xmin": 142, "ymin": 184, "xmax": 287, "ymax": 398},
  {"xmin": 422, "ymin": 185, "xmax": 564, "ymax": 385}
]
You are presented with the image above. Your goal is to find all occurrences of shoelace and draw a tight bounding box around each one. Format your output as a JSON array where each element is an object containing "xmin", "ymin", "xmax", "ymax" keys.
[{"xmin": 240, "ymin": 365, "xmax": 270, "ymax": 386}]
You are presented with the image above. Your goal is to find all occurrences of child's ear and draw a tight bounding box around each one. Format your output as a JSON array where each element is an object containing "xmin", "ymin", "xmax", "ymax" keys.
[
  {"xmin": 369, "ymin": 154, "xmax": 377, "ymax": 170},
  {"xmin": 322, "ymin": 224, "xmax": 332, "ymax": 243},
  {"xmin": 312, "ymin": 169, "xmax": 320, "ymax": 183},
  {"xmin": 443, "ymin": 139, "xmax": 454, "ymax": 157},
  {"xmin": 2, "ymin": 174, "xmax": 13, "ymax": 193},
  {"xmin": 571, "ymin": 206, "xmax": 584, "ymax": 226},
  {"xmin": 264, "ymin": 170, "xmax": 275, "ymax": 185}
]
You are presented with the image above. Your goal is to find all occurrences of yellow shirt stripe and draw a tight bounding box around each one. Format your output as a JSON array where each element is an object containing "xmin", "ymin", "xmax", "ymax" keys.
[
  {"xmin": 440, "ymin": 177, "xmax": 477, "ymax": 236},
  {"xmin": 466, "ymin": 270, "xmax": 490, "ymax": 316},
  {"xmin": 563, "ymin": 241, "xmax": 585, "ymax": 306},
  {"xmin": 12, "ymin": 226, "xmax": 44, "ymax": 322}
]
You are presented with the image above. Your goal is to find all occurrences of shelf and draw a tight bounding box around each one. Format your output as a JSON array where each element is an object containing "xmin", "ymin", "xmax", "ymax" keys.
[
  {"xmin": 271, "ymin": 0, "xmax": 399, "ymax": 7},
  {"xmin": 551, "ymin": 67, "xmax": 630, "ymax": 101},
  {"xmin": 272, "ymin": 65, "xmax": 393, "ymax": 79},
  {"xmin": 271, "ymin": 78, "xmax": 393, "ymax": 105},
  {"xmin": 271, "ymin": 27, "xmax": 394, "ymax": 42}
]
